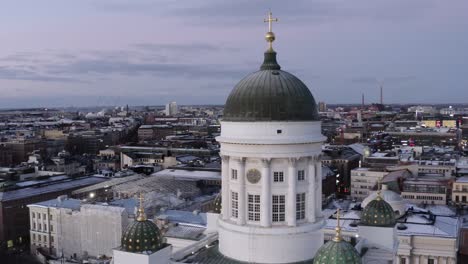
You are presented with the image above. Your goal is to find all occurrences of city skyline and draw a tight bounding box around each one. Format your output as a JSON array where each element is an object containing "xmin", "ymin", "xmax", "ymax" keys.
[{"xmin": 1, "ymin": 0, "xmax": 467, "ymax": 108}]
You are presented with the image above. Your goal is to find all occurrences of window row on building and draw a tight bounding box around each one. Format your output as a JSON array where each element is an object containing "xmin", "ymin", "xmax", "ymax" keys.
[
  {"xmin": 31, "ymin": 233, "xmax": 54, "ymax": 243},
  {"xmin": 231, "ymin": 192, "xmax": 307, "ymax": 222},
  {"xmin": 231, "ymin": 169, "xmax": 307, "ymax": 182},
  {"xmin": 402, "ymin": 194, "xmax": 443, "ymax": 201},
  {"xmin": 31, "ymin": 212, "xmax": 53, "ymax": 220}
]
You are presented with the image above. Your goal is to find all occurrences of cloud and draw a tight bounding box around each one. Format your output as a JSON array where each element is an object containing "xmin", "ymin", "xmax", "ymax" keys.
[
  {"xmin": 45, "ymin": 59, "xmax": 246, "ymax": 79},
  {"xmin": 351, "ymin": 76, "xmax": 416, "ymax": 85},
  {"xmin": 0, "ymin": 66, "xmax": 88, "ymax": 83},
  {"xmin": 92, "ymin": 0, "xmax": 441, "ymax": 26},
  {"xmin": 0, "ymin": 41, "xmax": 246, "ymax": 84}
]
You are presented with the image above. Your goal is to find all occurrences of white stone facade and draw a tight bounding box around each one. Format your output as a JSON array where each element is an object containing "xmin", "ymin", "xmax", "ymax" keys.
[
  {"xmin": 28, "ymin": 201, "xmax": 129, "ymax": 260},
  {"xmin": 350, "ymin": 168, "xmax": 389, "ymax": 201},
  {"xmin": 113, "ymin": 245, "xmax": 172, "ymax": 264},
  {"xmin": 216, "ymin": 121, "xmax": 326, "ymax": 263}
]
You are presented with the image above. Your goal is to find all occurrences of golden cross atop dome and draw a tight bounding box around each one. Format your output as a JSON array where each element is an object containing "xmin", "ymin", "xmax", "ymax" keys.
[
  {"xmin": 137, "ymin": 192, "xmax": 147, "ymax": 221},
  {"xmin": 263, "ymin": 11, "xmax": 279, "ymax": 50},
  {"xmin": 264, "ymin": 11, "xmax": 278, "ymax": 32},
  {"xmin": 333, "ymin": 208, "xmax": 342, "ymax": 242}
]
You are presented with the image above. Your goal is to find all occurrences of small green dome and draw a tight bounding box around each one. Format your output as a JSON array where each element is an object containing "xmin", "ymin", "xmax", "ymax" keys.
[
  {"xmin": 121, "ymin": 219, "xmax": 164, "ymax": 253},
  {"xmin": 121, "ymin": 194, "xmax": 165, "ymax": 253},
  {"xmin": 360, "ymin": 197, "xmax": 396, "ymax": 227},
  {"xmin": 314, "ymin": 239, "xmax": 362, "ymax": 264}
]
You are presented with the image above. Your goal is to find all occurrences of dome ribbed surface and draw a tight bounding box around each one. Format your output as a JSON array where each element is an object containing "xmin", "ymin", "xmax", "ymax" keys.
[
  {"xmin": 121, "ymin": 220, "xmax": 164, "ymax": 253},
  {"xmin": 313, "ymin": 240, "xmax": 362, "ymax": 264},
  {"xmin": 360, "ymin": 198, "xmax": 396, "ymax": 227},
  {"xmin": 223, "ymin": 51, "xmax": 319, "ymax": 122}
]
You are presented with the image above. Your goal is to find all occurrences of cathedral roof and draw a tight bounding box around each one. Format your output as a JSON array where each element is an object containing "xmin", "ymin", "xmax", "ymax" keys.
[
  {"xmin": 314, "ymin": 209, "xmax": 362, "ymax": 264},
  {"xmin": 223, "ymin": 14, "xmax": 318, "ymax": 122},
  {"xmin": 313, "ymin": 240, "xmax": 362, "ymax": 264},
  {"xmin": 360, "ymin": 194, "xmax": 396, "ymax": 227},
  {"xmin": 362, "ymin": 184, "xmax": 406, "ymax": 218},
  {"xmin": 121, "ymin": 194, "xmax": 165, "ymax": 253},
  {"xmin": 121, "ymin": 220, "xmax": 164, "ymax": 253}
]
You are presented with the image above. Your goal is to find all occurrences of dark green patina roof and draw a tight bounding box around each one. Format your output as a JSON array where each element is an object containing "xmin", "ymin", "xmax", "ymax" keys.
[
  {"xmin": 186, "ymin": 243, "xmax": 314, "ymax": 264},
  {"xmin": 223, "ymin": 50, "xmax": 319, "ymax": 122},
  {"xmin": 121, "ymin": 219, "xmax": 164, "ymax": 253},
  {"xmin": 360, "ymin": 197, "xmax": 396, "ymax": 227},
  {"xmin": 313, "ymin": 239, "xmax": 362, "ymax": 264}
]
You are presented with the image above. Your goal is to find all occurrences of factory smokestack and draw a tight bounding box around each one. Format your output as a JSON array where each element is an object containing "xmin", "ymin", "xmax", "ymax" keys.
[{"xmin": 380, "ymin": 84, "xmax": 383, "ymax": 105}]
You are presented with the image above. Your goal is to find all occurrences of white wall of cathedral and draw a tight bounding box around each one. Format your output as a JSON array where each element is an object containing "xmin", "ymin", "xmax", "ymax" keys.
[
  {"xmin": 113, "ymin": 245, "xmax": 172, "ymax": 264},
  {"xmin": 216, "ymin": 121, "xmax": 325, "ymax": 263},
  {"xmin": 218, "ymin": 220, "xmax": 324, "ymax": 263},
  {"xmin": 217, "ymin": 121, "xmax": 325, "ymax": 145}
]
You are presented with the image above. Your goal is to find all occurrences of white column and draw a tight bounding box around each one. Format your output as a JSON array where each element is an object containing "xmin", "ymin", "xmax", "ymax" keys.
[
  {"xmin": 307, "ymin": 157, "xmax": 316, "ymax": 223},
  {"xmin": 221, "ymin": 155, "xmax": 230, "ymax": 220},
  {"xmin": 315, "ymin": 156, "xmax": 322, "ymax": 218},
  {"xmin": 261, "ymin": 158, "xmax": 271, "ymax": 227},
  {"xmin": 287, "ymin": 158, "xmax": 297, "ymax": 226},
  {"xmin": 414, "ymin": 255, "xmax": 420, "ymax": 264},
  {"xmin": 238, "ymin": 157, "xmax": 246, "ymax": 225}
]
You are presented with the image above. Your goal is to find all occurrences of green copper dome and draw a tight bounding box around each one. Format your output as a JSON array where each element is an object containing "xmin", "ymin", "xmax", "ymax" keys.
[
  {"xmin": 314, "ymin": 209, "xmax": 362, "ymax": 264},
  {"xmin": 314, "ymin": 239, "xmax": 362, "ymax": 264},
  {"xmin": 360, "ymin": 196, "xmax": 396, "ymax": 227},
  {"xmin": 121, "ymin": 220, "xmax": 164, "ymax": 253},
  {"xmin": 121, "ymin": 194, "xmax": 165, "ymax": 253},
  {"xmin": 223, "ymin": 50, "xmax": 319, "ymax": 122}
]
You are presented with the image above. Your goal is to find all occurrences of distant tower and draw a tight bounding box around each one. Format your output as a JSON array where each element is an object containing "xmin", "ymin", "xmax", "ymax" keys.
[
  {"xmin": 165, "ymin": 102, "xmax": 178, "ymax": 116},
  {"xmin": 318, "ymin": 101, "xmax": 327, "ymax": 112},
  {"xmin": 380, "ymin": 84, "xmax": 383, "ymax": 105},
  {"xmin": 361, "ymin": 93, "xmax": 365, "ymax": 110}
]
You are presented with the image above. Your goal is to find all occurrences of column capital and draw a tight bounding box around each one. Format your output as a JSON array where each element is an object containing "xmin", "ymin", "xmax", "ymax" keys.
[
  {"xmin": 288, "ymin": 157, "xmax": 298, "ymax": 166},
  {"xmin": 221, "ymin": 155, "xmax": 230, "ymax": 162},
  {"xmin": 311, "ymin": 154, "xmax": 323, "ymax": 162},
  {"xmin": 261, "ymin": 158, "xmax": 271, "ymax": 167},
  {"xmin": 233, "ymin": 157, "xmax": 246, "ymax": 163}
]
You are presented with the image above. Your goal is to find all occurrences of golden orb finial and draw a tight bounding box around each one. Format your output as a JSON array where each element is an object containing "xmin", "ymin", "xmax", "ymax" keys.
[
  {"xmin": 264, "ymin": 11, "xmax": 278, "ymax": 50},
  {"xmin": 333, "ymin": 208, "xmax": 343, "ymax": 242},
  {"xmin": 136, "ymin": 193, "xmax": 147, "ymax": 221},
  {"xmin": 376, "ymin": 179, "xmax": 382, "ymax": 200}
]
